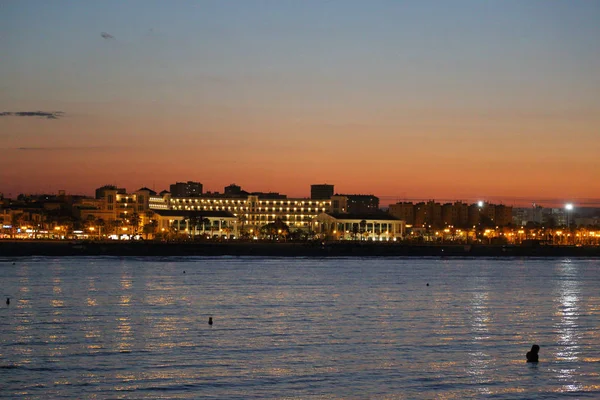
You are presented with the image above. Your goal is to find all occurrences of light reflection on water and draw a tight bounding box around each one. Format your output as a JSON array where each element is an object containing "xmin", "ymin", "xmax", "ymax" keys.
[
  {"xmin": 552, "ymin": 260, "xmax": 584, "ymax": 393},
  {"xmin": 0, "ymin": 257, "xmax": 599, "ymax": 399}
]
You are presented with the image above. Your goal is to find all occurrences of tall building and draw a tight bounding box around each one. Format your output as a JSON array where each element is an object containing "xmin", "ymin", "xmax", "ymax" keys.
[
  {"xmin": 442, "ymin": 203, "xmax": 454, "ymax": 226},
  {"xmin": 342, "ymin": 194, "xmax": 379, "ymax": 214},
  {"xmin": 468, "ymin": 203, "xmax": 482, "ymax": 227},
  {"xmin": 311, "ymin": 184, "xmax": 334, "ymax": 200},
  {"xmin": 468, "ymin": 202, "xmax": 501, "ymax": 227},
  {"xmin": 483, "ymin": 203, "xmax": 496, "ymax": 224},
  {"xmin": 79, "ymin": 186, "xmax": 155, "ymax": 229},
  {"xmin": 224, "ymin": 184, "xmax": 244, "ymax": 196},
  {"xmin": 413, "ymin": 200, "xmax": 442, "ymax": 228},
  {"xmin": 513, "ymin": 205, "xmax": 544, "ymax": 226},
  {"xmin": 170, "ymin": 181, "xmax": 203, "ymax": 197},
  {"xmin": 330, "ymin": 195, "xmax": 348, "ymax": 214},
  {"xmin": 389, "ymin": 202, "xmax": 415, "ymax": 225},
  {"xmin": 494, "ymin": 205, "xmax": 513, "ymax": 226},
  {"xmin": 95, "ymin": 185, "xmax": 126, "ymax": 201},
  {"xmin": 454, "ymin": 201, "xmax": 469, "ymax": 227}
]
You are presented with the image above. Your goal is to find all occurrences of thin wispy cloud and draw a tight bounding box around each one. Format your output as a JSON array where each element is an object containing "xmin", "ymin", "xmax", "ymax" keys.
[
  {"xmin": 12, "ymin": 146, "xmax": 122, "ymax": 152},
  {"xmin": 0, "ymin": 111, "xmax": 64, "ymax": 119},
  {"xmin": 101, "ymin": 32, "xmax": 115, "ymax": 40}
]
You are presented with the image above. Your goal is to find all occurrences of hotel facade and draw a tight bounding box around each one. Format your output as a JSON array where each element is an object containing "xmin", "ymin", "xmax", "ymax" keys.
[
  {"xmin": 148, "ymin": 192, "xmax": 338, "ymax": 234},
  {"xmin": 147, "ymin": 192, "xmax": 405, "ymax": 240}
]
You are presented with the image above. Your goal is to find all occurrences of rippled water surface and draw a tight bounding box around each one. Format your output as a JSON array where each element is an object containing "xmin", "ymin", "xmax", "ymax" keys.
[{"xmin": 1, "ymin": 257, "xmax": 599, "ymax": 399}]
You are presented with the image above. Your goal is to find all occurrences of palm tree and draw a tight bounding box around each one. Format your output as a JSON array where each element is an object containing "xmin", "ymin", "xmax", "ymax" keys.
[
  {"xmin": 85, "ymin": 214, "xmax": 97, "ymax": 231},
  {"xmin": 130, "ymin": 213, "xmax": 141, "ymax": 236},
  {"xmin": 187, "ymin": 210, "xmax": 204, "ymax": 239},
  {"xmin": 359, "ymin": 220, "xmax": 368, "ymax": 240},
  {"xmin": 96, "ymin": 218, "xmax": 106, "ymax": 240},
  {"xmin": 237, "ymin": 213, "xmax": 247, "ymax": 238},
  {"xmin": 143, "ymin": 219, "xmax": 158, "ymax": 240},
  {"xmin": 259, "ymin": 218, "xmax": 290, "ymax": 240},
  {"xmin": 200, "ymin": 217, "xmax": 210, "ymax": 237},
  {"xmin": 352, "ymin": 223, "xmax": 359, "ymax": 240},
  {"xmin": 107, "ymin": 219, "xmax": 122, "ymax": 237}
]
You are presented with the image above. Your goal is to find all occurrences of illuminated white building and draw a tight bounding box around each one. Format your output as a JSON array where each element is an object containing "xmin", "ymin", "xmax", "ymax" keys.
[
  {"xmin": 313, "ymin": 212, "xmax": 405, "ymax": 240},
  {"xmin": 152, "ymin": 209, "xmax": 239, "ymax": 238},
  {"xmin": 76, "ymin": 186, "xmax": 155, "ymax": 230},
  {"xmin": 148, "ymin": 192, "xmax": 336, "ymax": 232}
]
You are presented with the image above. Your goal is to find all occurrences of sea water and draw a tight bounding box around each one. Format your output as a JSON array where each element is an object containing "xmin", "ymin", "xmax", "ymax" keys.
[{"xmin": 1, "ymin": 257, "xmax": 599, "ymax": 399}]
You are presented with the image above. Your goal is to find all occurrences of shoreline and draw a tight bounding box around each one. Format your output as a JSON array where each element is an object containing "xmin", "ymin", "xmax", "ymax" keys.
[{"xmin": 1, "ymin": 240, "xmax": 599, "ymax": 258}]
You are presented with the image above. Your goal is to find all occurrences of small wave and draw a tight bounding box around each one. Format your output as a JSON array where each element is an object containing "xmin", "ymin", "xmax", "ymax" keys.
[
  {"xmin": 0, "ymin": 365, "xmax": 66, "ymax": 372},
  {"xmin": 26, "ymin": 366, "xmax": 63, "ymax": 372},
  {"xmin": 5, "ymin": 341, "xmax": 48, "ymax": 346},
  {"xmin": 136, "ymin": 383, "xmax": 201, "ymax": 391}
]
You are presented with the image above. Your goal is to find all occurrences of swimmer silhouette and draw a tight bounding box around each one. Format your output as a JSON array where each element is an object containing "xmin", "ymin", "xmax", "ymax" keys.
[
  {"xmin": 208, "ymin": 317, "xmax": 213, "ymax": 326},
  {"xmin": 526, "ymin": 344, "xmax": 540, "ymax": 362},
  {"xmin": 6, "ymin": 298, "xmax": 9, "ymax": 306},
  {"xmin": 426, "ymin": 283, "xmax": 429, "ymax": 286}
]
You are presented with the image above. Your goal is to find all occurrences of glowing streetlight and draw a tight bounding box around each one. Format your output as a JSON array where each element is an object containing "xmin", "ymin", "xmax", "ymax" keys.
[
  {"xmin": 477, "ymin": 201, "xmax": 484, "ymax": 208},
  {"xmin": 565, "ymin": 203, "xmax": 574, "ymax": 231}
]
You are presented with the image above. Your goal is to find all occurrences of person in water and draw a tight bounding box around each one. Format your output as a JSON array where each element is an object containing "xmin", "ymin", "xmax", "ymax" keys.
[
  {"xmin": 526, "ymin": 344, "xmax": 540, "ymax": 362},
  {"xmin": 208, "ymin": 317, "xmax": 213, "ymax": 326}
]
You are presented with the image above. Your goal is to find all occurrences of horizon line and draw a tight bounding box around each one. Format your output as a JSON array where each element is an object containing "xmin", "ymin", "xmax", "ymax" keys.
[{"xmin": 1, "ymin": 189, "xmax": 599, "ymax": 208}]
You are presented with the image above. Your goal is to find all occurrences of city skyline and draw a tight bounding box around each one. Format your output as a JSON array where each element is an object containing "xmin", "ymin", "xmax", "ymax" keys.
[
  {"xmin": 1, "ymin": 180, "xmax": 596, "ymax": 210},
  {"xmin": 2, "ymin": 1, "xmax": 599, "ymax": 204}
]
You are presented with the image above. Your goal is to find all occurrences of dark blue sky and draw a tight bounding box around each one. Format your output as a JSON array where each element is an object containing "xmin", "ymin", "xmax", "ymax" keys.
[{"xmin": 1, "ymin": 1, "xmax": 599, "ymax": 204}]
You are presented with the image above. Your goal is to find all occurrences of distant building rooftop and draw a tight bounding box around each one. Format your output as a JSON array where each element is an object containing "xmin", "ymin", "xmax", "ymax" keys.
[{"xmin": 137, "ymin": 187, "xmax": 157, "ymax": 195}]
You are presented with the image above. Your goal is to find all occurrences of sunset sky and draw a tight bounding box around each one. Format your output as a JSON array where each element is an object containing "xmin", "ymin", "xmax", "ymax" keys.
[{"xmin": 1, "ymin": 1, "xmax": 599, "ymax": 206}]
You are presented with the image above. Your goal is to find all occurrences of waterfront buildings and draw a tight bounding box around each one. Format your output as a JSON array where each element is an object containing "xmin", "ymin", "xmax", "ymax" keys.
[
  {"xmin": 151, "ymin": 209, "xmax": 239, "ymax": 238},
  {"xmin": 148, "ymin": 189, "xmax": 332, "ymax": 235},
  {"xmin": 389, "ymin": 200, "xmax": 512, "ymax": 229},
  {"xmin": 314, "ymin": 212, "xmax": 405, "ymax": 240},
  {"xmin": 513, "ymin": 205, "xmax": 544, "ymax": 226},
  {"xmin": 170, "ymin": 181, "xmax": 203, "ymax": 197},
  {"xmin": 388, "ymin": 202, "xmax": 415, "ymax": 225},
  {"xmin": 342, "ymin": 194, "xmax": 380, "ymax": 213},
  {"xmin": 79, "ymin": 185, "xmax": 154, "ymax": 223},
  {"xmin": 1, "ymin": 183, "xmax": 599, "ymax": 244},
  {"xmin": 311, "ymin": 184, "xmax": 334, "ymax": 200}
]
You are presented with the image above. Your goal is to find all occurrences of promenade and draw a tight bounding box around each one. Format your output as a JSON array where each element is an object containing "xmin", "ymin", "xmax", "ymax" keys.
[{"xmin": 1, "ymin": 240, "xmax": 599, "ymax": 258}]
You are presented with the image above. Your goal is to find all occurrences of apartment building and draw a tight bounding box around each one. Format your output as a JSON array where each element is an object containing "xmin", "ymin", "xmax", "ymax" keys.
[{"xmin": 77, "ymin": 186, "xmax": 155, "ymax": 228}]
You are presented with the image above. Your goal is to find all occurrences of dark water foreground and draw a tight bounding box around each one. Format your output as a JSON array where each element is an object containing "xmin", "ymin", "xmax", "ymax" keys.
[
  {"xmin": 1, "ymin": 240, "xmax": 599, "ymax": 257},
  {"xmin": 1, "ymin": 257, "xmax": 599, "ymax": 399}
]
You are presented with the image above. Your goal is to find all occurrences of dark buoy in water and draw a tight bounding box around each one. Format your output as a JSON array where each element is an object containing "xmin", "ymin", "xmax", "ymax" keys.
[
  {"xmin": 183, "ymin": 271, "xmax": 186, "ymax": 274},
  {"xmin": 6, "ymin": 298, "xmax": 9, "ymax": 306},
  {"xmin": 426, "ymin": 283, "xmax": 429, "ymax": 286},
  {"xmin": 208, "ymin": 317, "xmax": 213, "ymax": 326},
  {"xmin": 526, "ymin": 344, "xmax": 540, "ymax": 363}
]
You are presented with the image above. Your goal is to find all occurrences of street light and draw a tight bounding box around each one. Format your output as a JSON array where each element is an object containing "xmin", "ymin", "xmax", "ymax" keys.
[{"xmin": 565, "ymin": 203, "xmax": 574, "ymax": 230}]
